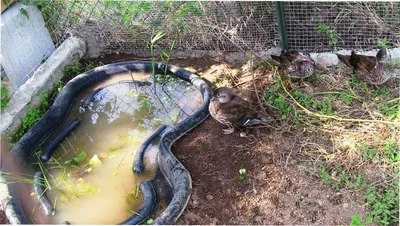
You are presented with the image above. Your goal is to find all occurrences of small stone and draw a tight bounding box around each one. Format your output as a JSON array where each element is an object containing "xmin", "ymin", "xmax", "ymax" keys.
[
  {"xmin": 193, "ymin": 200, "xmax": 199, "ymax": 205},
  {"xmin": 235, "ymin": 191, "xmax": 242, "ymax": 196},
  {"xmin": 206, "ymin": 194, "xmax": 214, "ymax": 200},
  {"xmin": 317, "ymin": 200, "xmax": 323, "ymax": 206},
  {"xmin": 342, "ymin": 203, "xmax": 349, "ymax": 208}
]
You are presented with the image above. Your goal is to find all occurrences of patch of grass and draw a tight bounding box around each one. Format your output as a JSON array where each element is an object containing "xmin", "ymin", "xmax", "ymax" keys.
[
  {"xmin": 1, "ymin": 85, "xmax": 10, "ymax": 112},
  {"xmin": 383, "ymin": 140, "xmax": 399, "ymax": 163},
  {"xmin": 264, "ymin": 83, "xmax": 295, "ymax": 120},
  {"xmin": 360, "ymin": 143, "xmax": 379, "ymax": 164},
  {"xmin": 319, "ymin": 166, "xmax": 365, "ymax": 191},
  {"xmin": 63, "ymin": 60, "xmax": 96, "ymax": 77},
  {"xmin": 350, "ymin": 213, "xmax": 373, "ymax": 226},
  {"xmin": 10, "ymin": 91, "xmax": 49, "ymax": 142},
  {"xmin": 291, "ymin": 90, "xmax": 335, "ymax": 116},
  {"xmin": 193, "ymin": 142, "xmax": 211, "ymax": 155},
  {"xmin": 264, "ymin": 82, "xmax": 336, "ymax": 123}
]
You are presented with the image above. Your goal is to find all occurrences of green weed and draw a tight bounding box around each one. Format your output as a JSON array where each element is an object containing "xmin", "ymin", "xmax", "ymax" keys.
[
  {"xmin": 383, "ymin": 140, "xmax": 399, "ymax": 163},
  {"xmin": 317, "ymin": 24, "xmax": 338, "ymax": 51},
  {"xmin": 1, "ymin": 85, "xmax": 10, "ymax": 112},
  {"xmin": 360, "ymin": 143, "xmax": 379, "ymax": 163},
  {"xmin": 193, "ymin": 142, "xmax": 211, "ymax": 155},
  {"xmin": 291, "ymin": 90, "xmax": 335, "ymax": 116},
  {"xmin": 63, "ymin": 60, "xmax": 95, "ymax": 77},
  {"xmin": 365, "ymin": 183, "xmax": 399, "ymax": 226},
  {"xmin": 377, "ymin": 37, "xmax": 388, "ymax": 49},
  {"xmin": 264, "ymin": 84, "xmax": 295, "ymax": 120},
  {"xmin": 350, "ymin": 213, "xmax": 373, "ymax": 226},
  {"xmin": 235, "ymin": 168, "xmax": 247, "ymax": 181},
  {"xmin": 319, "ymin": 166, "xmax": 365, "ymax": 191},
  {"xmin": 11, "ymin": 91, "xmax": 49, "ymax": 142}
]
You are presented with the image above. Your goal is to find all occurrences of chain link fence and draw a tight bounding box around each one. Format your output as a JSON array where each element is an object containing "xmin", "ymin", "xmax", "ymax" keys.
[{"xmin": 1, "ymin": 1, "xmax": 399, "ymax": 90}]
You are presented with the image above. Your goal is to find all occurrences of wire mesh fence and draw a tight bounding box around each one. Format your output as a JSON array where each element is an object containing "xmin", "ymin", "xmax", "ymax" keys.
[
  {"xmin": 1, "ymin": 1, "xmax": 399, "ymax": 91},
  {"xmin": 284, "ymin": 2, "xmax": 400, "ymax": 52}
]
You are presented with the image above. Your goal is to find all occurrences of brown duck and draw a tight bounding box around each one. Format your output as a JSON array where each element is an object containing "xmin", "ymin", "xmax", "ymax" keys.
[
  {"xmin": 271, "ymin": 50, "xmax": 316, "ymax": 79},
  {"xmin": 336, "ymin": 48, "xmax": 398, "ymax": 85},
  {"xmin": 209, "ymin": 87, "xmax": 274, "ymax": 134}
]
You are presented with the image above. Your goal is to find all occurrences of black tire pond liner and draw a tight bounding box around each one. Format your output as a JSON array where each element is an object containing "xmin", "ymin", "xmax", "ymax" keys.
[{"xmin": 3, "ymin": 61, "xmax": 211, "ymax": 225}]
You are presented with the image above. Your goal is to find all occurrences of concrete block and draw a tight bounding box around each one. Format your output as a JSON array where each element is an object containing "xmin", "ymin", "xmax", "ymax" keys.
[
  {"xmin": 1, "ymin": 2, "xmax": 55, "ymax": 91},
  {"xmin": 0, "ymin": 36, "xmax": 86, "ymax": 137}
]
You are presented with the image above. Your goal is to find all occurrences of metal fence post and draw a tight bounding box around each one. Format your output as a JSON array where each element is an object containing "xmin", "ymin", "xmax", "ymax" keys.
[{"xmin": 275, "ymin": 1, "xmax": 288, "ymax": 50}]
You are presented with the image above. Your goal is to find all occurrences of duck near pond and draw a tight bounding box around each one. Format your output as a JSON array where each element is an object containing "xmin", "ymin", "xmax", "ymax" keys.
[
  {"xmin": 271, "ymin": 50, "xmax": 316, "ymax": 88},
  {"xmin": 208, "ymin": 87, "xmax": 274, "ymax": 134},
  {"xmin": 336, "ymin": 48, "xmax": 399, "ymax": 85}
]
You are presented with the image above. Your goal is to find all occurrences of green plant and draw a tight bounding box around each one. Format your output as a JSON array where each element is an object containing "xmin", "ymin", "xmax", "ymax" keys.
[
  {"xmin": 63, "ymin": 60, "xmax": 95, "ymax": 77},
  {"xmin": 193, "ymin": 142, "xmax": 211, "ymax": 154},
  {"xmin": 125, "ymin": 184, "xmax": 141, "ymax": 208},
  {"xmin": 150, "ymin": 31, "xmax": 165, "ymax": 92},
  {"xmin": 264, "ymin": 84, "xmax": 295, "ymax": 120},
  {"xmin": 360, "ymin": 143, "xmax": 379, "ymax": 163},
  {"xmin": 377, "ymin": 37, "xmax": 388, "ymax": 48},
  {"xmin": 146, "ymin": 218, "xmax": 154, "ymax": 224},
  {"xmin": 350, "ymin": 213, "xmax": 373, "ymax": 226},
  {"xmin": 1, "ymin": 85, "xmax": 10, "ymax": 112},
  {"xmin": 235, "ymin": 168, "xmax": 247, "ymax": 181},
  {"xmin": 317, "ymin": 24, "xmax": 339, "ymax": 51},
  {"xmin": 63, "ymin": 151, "xmax": 87, "ymax": 166},
  {"xmin": 365, "ymin": 184, "xmax": 399, "ymax": 226},
  {"xmin": 319, "ymin": 167, "xmax": 365, "ymax": 191},
  {"xmin": 11, "ymin": 91, "xmax": 49, "ymax": 142},
  {"xmin": 291, "ymin": 90, "xmax": 335, "ymax": 116},
  {"xmin": 383, "ymin": 140, "xmax": 399, "ymax": 163},
  {"xmin": 378, "ymin": 98, "xmax": 399, "ymax": 120}
]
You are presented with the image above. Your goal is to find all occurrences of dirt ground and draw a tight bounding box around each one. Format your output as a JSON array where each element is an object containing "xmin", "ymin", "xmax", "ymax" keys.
[
  {"xmin": 172, "ymin": 119, "xmax": 371, "ymax": 225},
  {"xmin": 0, "ymin": 209, "xmax": 10, "ymax": 224},
  {"xmin": 1, "ymin": 53, "xmax": 386, "ymax": 225}
]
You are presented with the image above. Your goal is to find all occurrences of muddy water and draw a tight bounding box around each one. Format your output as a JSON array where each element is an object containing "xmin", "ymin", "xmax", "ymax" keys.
[{"xmin": 18, "ymin": 72, "xmax": 202, "ymax": 224}]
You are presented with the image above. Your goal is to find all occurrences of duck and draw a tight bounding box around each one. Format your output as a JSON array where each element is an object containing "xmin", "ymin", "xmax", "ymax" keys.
[
  {"xmin": 336, "ymin": 48, "xmax": 397, "ymax": 85},
  {"xmin": 208, "ymin": 87, "xmax": 274, "ymax": 134},
  {"xmin": 271, "ymin": 50, "xmax": 316, "ymax": 87}
]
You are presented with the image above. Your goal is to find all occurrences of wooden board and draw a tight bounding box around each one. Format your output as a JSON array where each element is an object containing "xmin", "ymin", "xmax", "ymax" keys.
[{"xmin": 1, "ymin": 0, "xmax": 16, "ymax": 13}]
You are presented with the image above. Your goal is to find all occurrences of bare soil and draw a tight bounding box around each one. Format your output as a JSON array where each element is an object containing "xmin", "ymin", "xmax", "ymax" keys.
[
  {"xmin": 172, "ymin": 119, "xmax": 370, "ymax": 225},
  {"xmin": 0, "ymin": 209, "xmax": 10, "ymax": 224}
]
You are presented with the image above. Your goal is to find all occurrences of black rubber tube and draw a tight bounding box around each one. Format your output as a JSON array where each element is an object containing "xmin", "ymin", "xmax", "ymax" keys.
[
  {"xmin": 33, "ymin": 171, "xmax": 53, "ymax": 216},
  {"xmin": 81, "ymin": 80, "xmax": 151, "ymax": 108},
  {"xmin": 40, "ymin": 119, "xmax": 81, "ymax": 162},
  {"xmin": 119, "ymin": 180, "xmax": 158, "ymax": 225},
  {"xmin": 133, "ymin": 124, "xmax": 169, "ymax": 173}
]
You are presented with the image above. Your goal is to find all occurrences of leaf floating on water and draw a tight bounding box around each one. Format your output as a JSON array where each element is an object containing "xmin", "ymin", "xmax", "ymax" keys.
[
  {"xmin": 89, "ymin": 154, "xmax": 102, "ymax": 168},
  {"xmin": 72, "ymin": 152, "xmax": 87, "ymax": 165},
  {"xmin": 65, "ymin": 151, "xmax": 87, "ymax": 166},
  {"xmin": 113, "ymin": 170, "xmax": 119, "ymax": 176}
]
